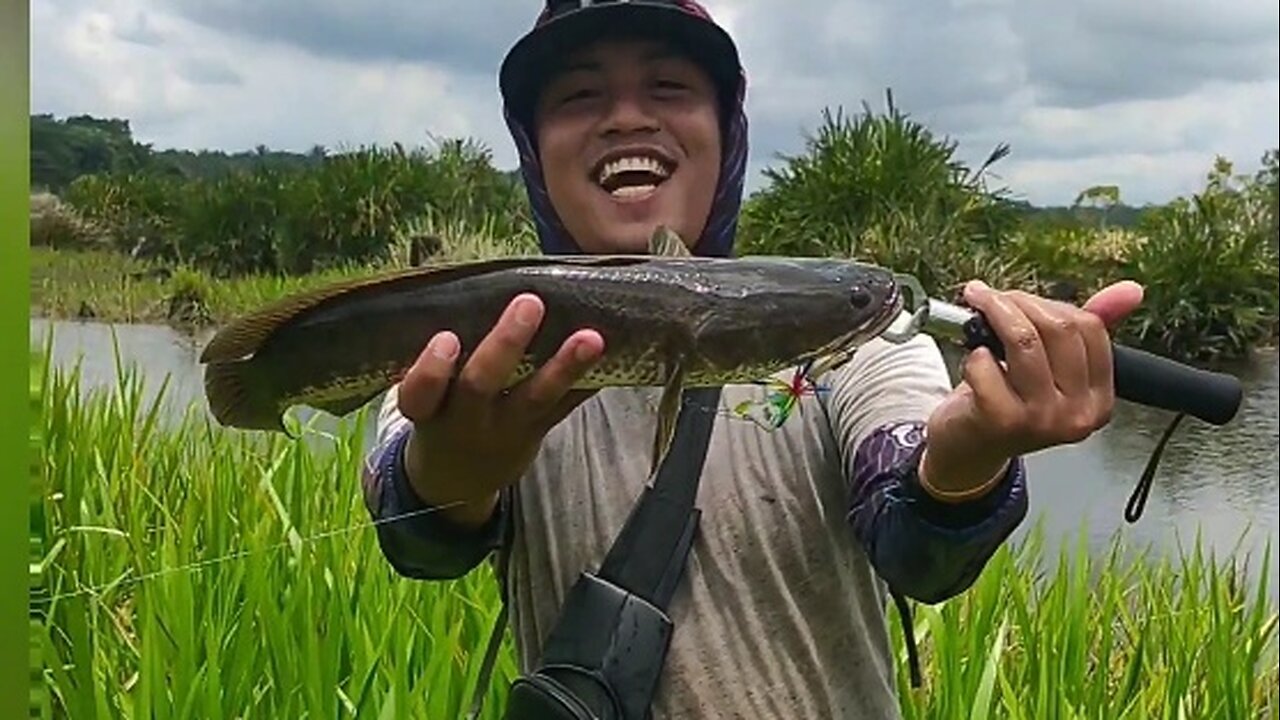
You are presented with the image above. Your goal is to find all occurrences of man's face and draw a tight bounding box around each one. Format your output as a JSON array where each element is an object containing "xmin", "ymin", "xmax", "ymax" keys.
[{"xmin": 533, "ymin": 37, "xmax": 723, "ymax": 254}]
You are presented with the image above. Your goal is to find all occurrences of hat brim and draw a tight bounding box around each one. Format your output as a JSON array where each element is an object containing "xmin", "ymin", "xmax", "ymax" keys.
[{"xmin": 499, "ymin": 2, "xmax": 742, "ymax": 127}]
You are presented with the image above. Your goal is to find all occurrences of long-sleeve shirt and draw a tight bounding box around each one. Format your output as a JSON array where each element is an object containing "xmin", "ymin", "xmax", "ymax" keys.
[{"xmin": 360, "ymin": 333, "xmax": 1028, "ymax": 719}]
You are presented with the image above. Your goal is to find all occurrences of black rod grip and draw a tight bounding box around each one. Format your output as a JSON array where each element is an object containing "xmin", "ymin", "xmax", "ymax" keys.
[{"xmin": 961, "ymin": 314, "xmax": 1244, "ymax": 427}]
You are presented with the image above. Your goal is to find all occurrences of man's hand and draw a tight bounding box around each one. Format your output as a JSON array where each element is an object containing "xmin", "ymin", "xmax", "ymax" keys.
[
  {"xmin": 396, "ymin": 293, "xmax": 605, "ymax": 528},
  {"xmin": 919, "ymin": 280, "xmax": 1145, "ymax": 501}
]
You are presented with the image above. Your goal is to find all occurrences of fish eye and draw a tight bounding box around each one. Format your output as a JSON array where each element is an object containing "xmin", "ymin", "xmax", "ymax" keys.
[{"xmin": 849, "ymin": 286, "xmax": 872, "ymax": 309}]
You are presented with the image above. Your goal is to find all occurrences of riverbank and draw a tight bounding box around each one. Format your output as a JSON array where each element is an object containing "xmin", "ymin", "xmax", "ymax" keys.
[
  {"xmin": 30, "ymin": 246, "xmax": 402, "ymax": 328},
  {"xmin": 29, "ymin": 240, "xmax": 1280, "ymax": 366},
  {"xmin": 27, "ymin": 345, "xmax": 1280, "ymax": 718}
]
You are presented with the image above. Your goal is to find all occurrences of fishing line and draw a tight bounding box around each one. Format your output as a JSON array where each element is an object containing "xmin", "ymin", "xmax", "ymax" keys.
[{"xmin": 29, "ymin": 502, "xmax": 466, "ymax": 608}]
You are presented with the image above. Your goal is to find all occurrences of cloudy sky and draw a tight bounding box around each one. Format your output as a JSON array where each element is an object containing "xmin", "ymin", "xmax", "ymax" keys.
[{"xmin": 30, "ymin": 0, "xmax": 1280, "ymax": 206}]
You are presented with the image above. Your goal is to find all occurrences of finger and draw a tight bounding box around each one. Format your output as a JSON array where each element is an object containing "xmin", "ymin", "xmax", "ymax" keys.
[
  {"xmin": 505, "ymin": 329, "xmax": 605, "ymax": 418},
  {"xmin": 1004, "ymin": 292, "xmax": 1090, "ymax": 398},
  {"xmin": 530, "ymin": 388, "xmax": 600, "ymax": 436},
  {"xmin": 1078, "ymin": 308, "xmax": 1115, "ymax": 406},
  {"xmin": 397, "ymin": 331, "xmax": 461, "ymax": 423},
  {"xmin": 455, "ymin": 294, "xmax": 544, "ymax": 401},
  {"xmin": 963, "ymin": 281, "xmax": 1054, "ymax": 402},
  {"xmin": 960, "ymin": 346, "xmax": 1024, "ymax": 437},
  {"xmin": 1082, "ymin": 280, "xmax": 1144, "ymax": 330}
]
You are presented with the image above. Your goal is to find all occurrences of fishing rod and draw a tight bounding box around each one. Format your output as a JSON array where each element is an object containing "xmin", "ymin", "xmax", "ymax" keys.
[
  {"xmin": 880, "ymin": 274, "xmax": 1245, "ymax": 523},
  {"xmin": 880, "ymin": 274, "xmax": 1244, "ymax": 428}
]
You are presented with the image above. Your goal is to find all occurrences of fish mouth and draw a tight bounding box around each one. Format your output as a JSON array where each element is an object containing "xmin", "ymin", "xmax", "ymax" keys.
[
  {"xmin": 589, "ymin": 145, "xmax": 677, "ymax": 201},
  {"xmin": 803, "ymin": 283, "xmax": 905, "ymax": 377}
]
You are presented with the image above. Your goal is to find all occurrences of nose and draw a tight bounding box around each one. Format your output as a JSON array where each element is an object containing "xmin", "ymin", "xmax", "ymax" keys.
[{"xmin": 599, "ymin": 89, "xmax": 659, "ymax": 136}]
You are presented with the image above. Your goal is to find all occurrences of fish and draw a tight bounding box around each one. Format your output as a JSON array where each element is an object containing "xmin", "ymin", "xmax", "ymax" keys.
[{"xmin": 200, "ymin": 226, "xmax": 906, "ymax": 472}]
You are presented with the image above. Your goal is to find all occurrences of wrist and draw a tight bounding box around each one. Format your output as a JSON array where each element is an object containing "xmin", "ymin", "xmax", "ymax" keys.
[
  {"xmin": 916, "ymin": 443, "xmax": 1011, "ymax": 504},
  {"xmin": 402, "ymin": 428, "xmax": 502, "ymax": 529}
]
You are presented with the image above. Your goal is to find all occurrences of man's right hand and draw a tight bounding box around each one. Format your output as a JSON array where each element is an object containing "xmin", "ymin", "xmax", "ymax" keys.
[{"xmin": 396, "ymin": 293, "xmax": 605, "ymax": 529}]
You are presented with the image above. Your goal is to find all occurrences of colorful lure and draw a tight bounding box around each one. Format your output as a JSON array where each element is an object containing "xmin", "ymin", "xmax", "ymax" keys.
[{"xmin": 729, "ymin": 361, "xmax": 829, "ymax": 430}]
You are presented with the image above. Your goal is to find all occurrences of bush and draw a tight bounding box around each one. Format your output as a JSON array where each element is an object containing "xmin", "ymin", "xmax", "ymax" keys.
[
  {"xmin": 28, "ymin": 192, "xmax": 110, "ymax": 251},
  {"xmin": 737, "ymin": 91, "xmax": 1020, "ymax": 257},
  {"xmin": 1117, "ymin": 157, "xmax": 1279, "ymax": 361},
  {"xmin": 59, "ymin": 138, "xmax": 534, "ymax": 277}
]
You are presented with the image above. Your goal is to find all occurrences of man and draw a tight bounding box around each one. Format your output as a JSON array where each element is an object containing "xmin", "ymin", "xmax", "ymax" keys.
[{"xmin": 360, "ymin": 1, "xmax": 1143, "ymax": 717}]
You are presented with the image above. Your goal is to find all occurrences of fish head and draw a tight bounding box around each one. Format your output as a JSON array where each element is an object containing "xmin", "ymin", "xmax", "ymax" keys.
[
  {"xmin": 781, "ymin": 258, "xmax": 902, "ymax": 366},
  {"xmin": 695, "ymin": 257, "xmax": 903, "ymax": 375}
]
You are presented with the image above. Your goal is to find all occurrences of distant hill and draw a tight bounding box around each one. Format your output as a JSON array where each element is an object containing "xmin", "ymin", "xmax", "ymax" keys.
[
  {"xmin": 1005, "ymin": 199, "xmax": 1154, "ymax": 230},
  {"xmin": 31, "ymin": 113, "xmax": 334, "ymax": 193}
]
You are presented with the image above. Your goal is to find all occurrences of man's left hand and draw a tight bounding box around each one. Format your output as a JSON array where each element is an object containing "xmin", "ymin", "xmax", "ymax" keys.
[{"xmin": 918, "ymin": 279, "xmax": 1145, "ymax": 501}]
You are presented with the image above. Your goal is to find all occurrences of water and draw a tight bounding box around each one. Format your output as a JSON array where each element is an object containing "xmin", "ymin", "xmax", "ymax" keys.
[{"xmin": 29, "ymin": 317, "xmax": 1280, "ymax": 600}]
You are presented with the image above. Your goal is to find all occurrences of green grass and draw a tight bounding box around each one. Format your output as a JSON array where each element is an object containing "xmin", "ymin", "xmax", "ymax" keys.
[
  {"xmin": 29, "ymin": 210, "xmax": 540, "ymax": 328},
  {"xmin": 30, "ymin": 342, "xmax": 518, "ymax": 719},
  {"xmin": 30, "ymin": 245, "xmax": 380, "ymax": 326},
  {"xmin": 28, "ymin": 342, "xmax": 1278, "ymax": 718}
]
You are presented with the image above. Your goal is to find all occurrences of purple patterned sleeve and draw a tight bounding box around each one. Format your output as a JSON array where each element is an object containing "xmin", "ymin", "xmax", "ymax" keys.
[
  {"xmin": 846, "ymin": 421, "xmax": 1028, "ymax": 604},
  {"xmin": 361, "ymin": 423, "xmax": 508, "ymax": 580}
]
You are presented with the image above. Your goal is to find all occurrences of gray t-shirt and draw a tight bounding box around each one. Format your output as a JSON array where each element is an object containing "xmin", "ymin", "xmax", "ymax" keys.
[{"xmin": 362, "ymin": 334, "xmax": 1028, "ymax": 719}]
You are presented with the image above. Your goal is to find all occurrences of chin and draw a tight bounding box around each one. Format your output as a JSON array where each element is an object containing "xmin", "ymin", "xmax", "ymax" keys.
[
  {"xmin": 575, "ymin": 224, "xmax": 659, "ymax": 254},
  {"xmin": 597, "ymin": 195, "xmax": 692, "ymax": 252}
]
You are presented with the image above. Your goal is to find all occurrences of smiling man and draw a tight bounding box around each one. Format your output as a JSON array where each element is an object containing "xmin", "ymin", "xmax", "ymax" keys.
[{"xmin": 360, "ymin": 2, "xmax": 1143, "ymax": 718}]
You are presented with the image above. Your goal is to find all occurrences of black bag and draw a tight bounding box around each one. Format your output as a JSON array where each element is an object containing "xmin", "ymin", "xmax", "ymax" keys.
[{"xmin": 467, "ymin": 387, "xmax": 722, "ymax": 720}]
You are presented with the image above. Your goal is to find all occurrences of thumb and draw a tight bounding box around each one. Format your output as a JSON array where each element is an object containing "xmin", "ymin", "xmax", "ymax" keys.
[{"xmin": 1082, "ymin": 280, "xmax": 1144, "ymax": 330}]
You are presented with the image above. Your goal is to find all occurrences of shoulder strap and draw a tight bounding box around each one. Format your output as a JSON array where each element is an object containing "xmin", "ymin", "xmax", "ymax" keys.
[
  {"xmin": 466, "ymin": 386, "xmax": 722, "ymax": 719},
  {"xmin": 597, "ymin": 386, "xmax": 721, "ymax": 608}
]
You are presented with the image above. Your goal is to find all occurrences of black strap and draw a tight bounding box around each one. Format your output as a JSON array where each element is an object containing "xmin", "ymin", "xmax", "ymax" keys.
[
  {"xmin": 467, "ymin": 387, "xmax": 721, "ymax": 720},
  {"xmin": 597, "ymin": 386, "xmax": 722, "ymax": 609}
]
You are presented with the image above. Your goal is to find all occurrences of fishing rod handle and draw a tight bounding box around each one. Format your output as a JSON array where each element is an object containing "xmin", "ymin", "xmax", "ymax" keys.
[{"xmin": 961, "ymin": 314, "xmax": 1244, "ymax": 426}]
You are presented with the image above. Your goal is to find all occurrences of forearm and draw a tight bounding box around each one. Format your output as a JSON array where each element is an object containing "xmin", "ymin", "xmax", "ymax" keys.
[{"xmin": 846, "ymin": 421, "xmax": 1028, "ymax": 603}]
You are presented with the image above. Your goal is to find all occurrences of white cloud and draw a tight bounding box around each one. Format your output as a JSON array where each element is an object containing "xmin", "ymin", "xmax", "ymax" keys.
[{"xmin": 30, "ymin": 0, "xmax": 1280, "ymax": 206}]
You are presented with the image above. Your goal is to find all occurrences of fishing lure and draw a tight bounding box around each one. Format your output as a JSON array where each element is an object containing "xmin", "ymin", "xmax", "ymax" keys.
[{"xmin": 729, "ymin": 361, "xmax": 830, "ymax": 430}]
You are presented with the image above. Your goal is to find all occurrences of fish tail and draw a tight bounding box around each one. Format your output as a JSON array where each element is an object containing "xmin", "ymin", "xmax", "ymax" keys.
[{"xmin": 203, "ymin": 359, "xmax": 287, "ymax": 432}]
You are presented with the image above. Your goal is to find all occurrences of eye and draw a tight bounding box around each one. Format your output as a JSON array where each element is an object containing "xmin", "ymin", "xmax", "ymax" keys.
[
  {"xmin": 561, "ymin": 88, "xmax": 597, "ymax": 104},
  {"xmin": 652, "ymin": 78, "xmax": 690, "ymax": 96},
  {"xmin": 848, "ymin": 286, "xmax": 872, "ymax": 309}
]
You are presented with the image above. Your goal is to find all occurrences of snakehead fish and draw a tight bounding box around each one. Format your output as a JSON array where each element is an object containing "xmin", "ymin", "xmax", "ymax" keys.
[{"xmin": 200, "ymin": 228, "xmax": 906, "ymax": 469}]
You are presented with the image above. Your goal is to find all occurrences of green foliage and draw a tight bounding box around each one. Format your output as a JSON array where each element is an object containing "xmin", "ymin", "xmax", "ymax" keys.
[
  {"xmin": 737, "ymin": 91, "xmax": 1025, "ymax": 299},
  {"xmin": 29, "ymin": 107, "xmax": 1280, "ymax": 361},
  {"xmin": 30, "ymin": 114, "xmax": 152, "ymax": 193},
  {"xmin": 30, "ymin": 347, "xmax": 519, "ymax": 719},
  {"xmin": 734, "ymin": 92, "xmax": 1277, "ymax": 359},
  {"xmin": 1117, "ymin": 157, "xmax": 1280, "ymax": 361},
  {"xmin": 59, "ymin": 139, "xmax": 533, "ymax": 276},
  {"xmin": 31, "ymin": 113, "xmax": 325, "ymax": 192},
  {"xmin": 29, "ymin": 349, "xmax": 1278, "ymax": 718},
  {"xmin": 28, "ymin": 192, "xmax": 110, "ymax": 251},
  {"xmin": 737, "ymin": 91, "xmax": 1020, "ymax": 263},
  {"xmin": 893, "ymin": 525, "xmax": 1278, "ymax": 719}
]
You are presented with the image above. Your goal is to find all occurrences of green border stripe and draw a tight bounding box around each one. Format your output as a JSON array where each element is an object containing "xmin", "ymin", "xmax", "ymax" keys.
[{"xmin": 4, "ymin": 0, "xmax": 33, "ymax": 717}]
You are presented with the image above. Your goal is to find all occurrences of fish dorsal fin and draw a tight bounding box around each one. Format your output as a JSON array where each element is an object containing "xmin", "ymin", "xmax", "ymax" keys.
[
  {"xmin": 649, "ymin": 226, "xmax": 692, "ymax": 257},
  {"xmin": 198, "ymin": 255, "xmax": 644, "ymax": 364}
]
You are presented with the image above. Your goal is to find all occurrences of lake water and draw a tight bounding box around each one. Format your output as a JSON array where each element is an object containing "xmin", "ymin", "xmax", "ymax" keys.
[{"xmin": 29, "ymin": 317, "xmax": 1280, "ymax": 601}]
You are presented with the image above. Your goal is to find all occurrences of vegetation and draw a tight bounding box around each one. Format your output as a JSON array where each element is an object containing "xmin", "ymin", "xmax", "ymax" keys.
[
  {"xmin": 28, "ymin": 348, "xmax": 1278, "ymax": 718},
  {"xmin": 28, "ymin": 102, "xmax": 1280, "ymax": 361}
]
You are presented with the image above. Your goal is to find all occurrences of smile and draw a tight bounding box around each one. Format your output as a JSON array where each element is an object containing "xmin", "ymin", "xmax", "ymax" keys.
[{"xmin": 592, "ymin": 148, "xmax": 675, "ymax": 200}]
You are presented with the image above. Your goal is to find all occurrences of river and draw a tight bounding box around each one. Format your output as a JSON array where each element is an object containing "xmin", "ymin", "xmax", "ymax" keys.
[{"xmin": 29, "ymin": 316, "xmax": 1280, "ymax": 600}]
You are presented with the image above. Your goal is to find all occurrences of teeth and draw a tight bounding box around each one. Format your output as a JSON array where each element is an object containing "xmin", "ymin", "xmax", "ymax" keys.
[
  {"xmin": 611, "ymin": 184, "xmax": 657, "ymax": 198},
  {"xmin": 598, "ymin": 156, "xmax": 670, "ymax": 186}
]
